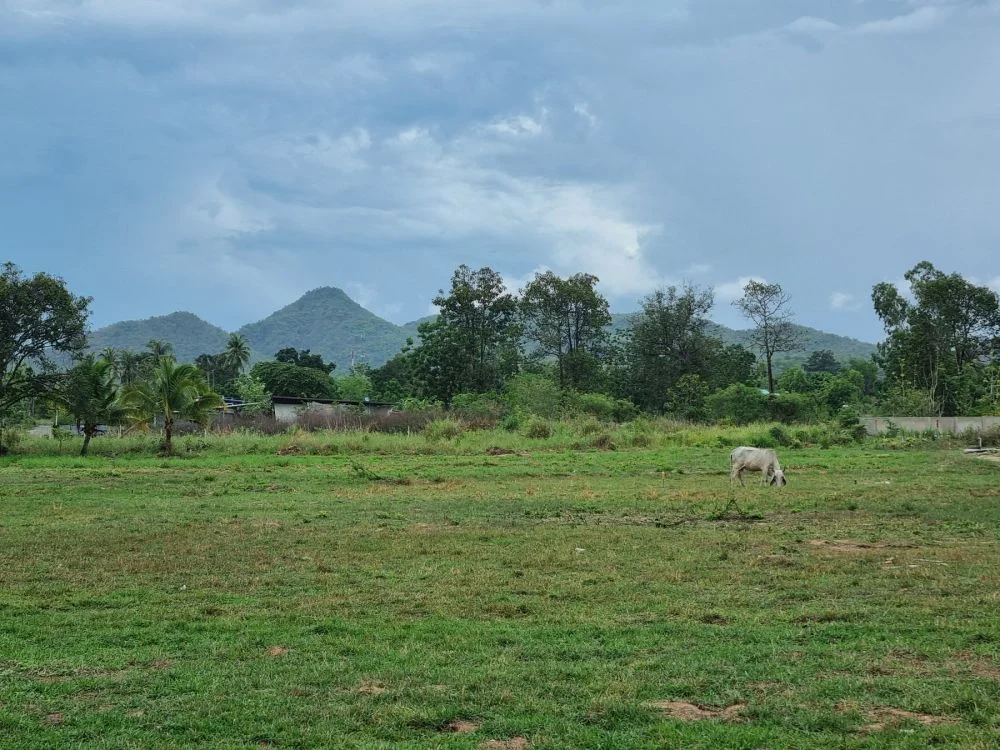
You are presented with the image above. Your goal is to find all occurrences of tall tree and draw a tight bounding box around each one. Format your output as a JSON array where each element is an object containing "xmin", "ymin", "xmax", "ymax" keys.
[
  {"xmin": 63, "ymin": 354, "xmax": 123, "ymax": 456},
  {"xmin": 146, "ymin": 339, "xmax": 174, "ymax": 359},
  {"xmin": 803, "ymin": 349, "xmax": 841, "ymax": 375},
  {"xmin": 619, "ymin": 286, "xmax": 753, "ymax": 418},
  {"xmin": 872, "ymin": 261, "xmax": 1000, "ymax": 415},
  {"xmin": 520, "ymin": 271, "xmax": 611, "ymax": 390},
  {"xmin": 0, "ymin": 263, "xmax": 91, "ymax": 451},
  {"xmin": 413, "ymin": 265, "xmax": 520, "ymax": 402},
  {"xmin": 274, "ymin": 348, "xmax": 336, "ymax": 374},
  {"xmin": 224, "ymin": 333, "xmax": 252, "ymax": 374},
  {"xmin": 734, "ymin": 280, "xmax": 800, "ymax": 395},
  {"xmin": 121, "ymin": 357, "xmax": 222, "ymax": 455},
  {"xmin": 250, "ymin": 361, "xmax": 338, "ymax": 400}
]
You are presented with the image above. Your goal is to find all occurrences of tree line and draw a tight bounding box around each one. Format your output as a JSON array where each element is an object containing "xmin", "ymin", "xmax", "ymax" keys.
[{"xmin": 1, "ymin": 259, "xmax": 998, "ymax": 455}]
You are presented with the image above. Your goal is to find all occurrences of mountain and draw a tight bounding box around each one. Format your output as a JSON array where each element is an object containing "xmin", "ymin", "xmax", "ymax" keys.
[
  {"xmin": 85, "ymin": 292, "xmax": 878, "ymax": 374},
  {"xmin": 238, "ymin": 287, "xmax": 411, "ymax": 371},
  {"xmin": 86, "ymin": 312, "xmax": 232, "ymax": 363},
  {"xmin": 609, "ymin": 313, "xmax": 876, "ymax": 370}
]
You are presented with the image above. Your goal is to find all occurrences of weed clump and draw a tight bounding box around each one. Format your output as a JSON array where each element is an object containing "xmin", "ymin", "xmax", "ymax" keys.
[
  {"xmin": 424, "ymin": 419, "xmax": 464, "ymax": 441},
  {"xmin": 524, "ymin": 419, "xmax": 553, "ymax": 439}
]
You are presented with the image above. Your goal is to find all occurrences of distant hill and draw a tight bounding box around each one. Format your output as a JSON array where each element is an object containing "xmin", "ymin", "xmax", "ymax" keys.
[
  {"xmin": 86, "ymin": 312, "xmax": 232, "ymax": 363},
  {"xmin": 85, "ymin": 293, "xmax": 877, "ymax": 373},
  {"xmin": 238, "ymin": 287, "xmax": 412, "ymax": 371},
  {"xmin": 611, "ymin": 314, "xmax": 875, "ymax": 370}
]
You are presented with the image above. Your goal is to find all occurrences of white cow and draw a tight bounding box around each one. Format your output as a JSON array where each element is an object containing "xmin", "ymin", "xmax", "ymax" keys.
[{"xmin": 730, "ymin": 446, "xmax": 787, "ymax": 487}]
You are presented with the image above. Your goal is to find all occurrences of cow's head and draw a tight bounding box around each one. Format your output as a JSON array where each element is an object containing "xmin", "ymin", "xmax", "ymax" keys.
[{"xmin": 770, "ymin": 469, "xmax": 787, "ymax": 487}]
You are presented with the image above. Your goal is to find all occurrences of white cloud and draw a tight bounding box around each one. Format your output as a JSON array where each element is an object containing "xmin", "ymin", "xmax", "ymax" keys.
[
  {"xmin": 573, "ymin": 102, "xmax": 599, "ymax": 130},
  {"xmin": 830, "ymin": 291, "xmax": 862, "ymax": 311},
  {"xmin": 682, "ymin": 263, "xmax": 712, "ymax": 276},
  {"xmin": 486, "ymin": 114, "xmax": 545, "ymax": 138},
  {"xmin": 715, "ymin": 276, "xmax": 765, "ymax": 303},
  {"xmin": 855, "ymin": 6, "xmax": 954, "ymax": 35},
  {"xmin": 785, "ymin": 17, "xmax": 840, "ymax": 35}
]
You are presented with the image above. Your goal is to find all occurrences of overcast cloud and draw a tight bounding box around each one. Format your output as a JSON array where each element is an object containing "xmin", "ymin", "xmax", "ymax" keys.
[{"xmin": 3, "ymin": 0, "xmax": 998, "ymax": 340}]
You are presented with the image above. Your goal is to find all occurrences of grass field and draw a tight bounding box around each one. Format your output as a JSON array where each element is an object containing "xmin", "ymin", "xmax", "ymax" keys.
[{"xmin": 0, "ymin": 435, "xmax": 998, "ymax": 748}]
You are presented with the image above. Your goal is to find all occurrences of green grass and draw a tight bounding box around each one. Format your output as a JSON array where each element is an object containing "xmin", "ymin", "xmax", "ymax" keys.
[{"xmin": 0, "ymin": 436, "xmax": 997, "ymax": 748}]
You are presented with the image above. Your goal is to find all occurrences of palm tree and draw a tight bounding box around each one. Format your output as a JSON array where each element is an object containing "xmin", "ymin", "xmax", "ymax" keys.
[
  {"xmin": 224, "ymin": 333, "xmax": 251, "ymax": 375},
  {"xmin": 64, "ymin": 355, "xmax": 124, "ymax": 456},
  {"xmin": 99, "ymin": 347, "xmax": 119, "ymax": 377},
  {"xmin": 146, "ymin": 339, "xmax": 174, "ymax": 359},
  {"xmin": 117, "ymin": 350, "xmax": 146, "ymax": 386},
  {"xmin": 121, "ymin": 356, "xmax": 222, "ymax": 455}
]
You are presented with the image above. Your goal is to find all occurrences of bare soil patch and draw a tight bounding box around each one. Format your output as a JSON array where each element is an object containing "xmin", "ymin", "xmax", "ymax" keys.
[
  {"xmin": 43, "ymin": 713, "xmax": 64, "ymax": 726},
  {"xmin": 643, "ymin": 700, "xmax": 746, "ymax": 722},
  {"xmin": 265, "ymin": 646, "xmax": 288, "ymax": 657},
  {"xmin": 860, "ymin": 707, "xmax": 959, "ymax": 732},
  {"xmin": 442, "ymin": 719, "xmax": 481, "ymax": 733},
  {"xmin": 481, "ymin": 738, "xmax": 529, "ymax": 749},
  {"xmin": 356, "ymin": 681, "xmax": 387, "ymax": 695},
  {"xmin": 275, "ymin": 445, "xmax": 302, "ymax": 456},
  {"xmin": 952, "ymin": 652, "xmax": 1000, "ymax": 680},
  {"xmin": 486, "ymin": 447, "xmax": 515, "ymax": 456},
  {"xmin": 807, "ymin": 539, "xmax": 902, "ymax": 553}
]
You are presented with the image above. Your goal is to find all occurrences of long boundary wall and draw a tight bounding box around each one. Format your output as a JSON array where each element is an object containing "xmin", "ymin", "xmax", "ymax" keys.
[{"xmin": 861, "ymin": 416, "xmax": 1000, "ymax": 435}]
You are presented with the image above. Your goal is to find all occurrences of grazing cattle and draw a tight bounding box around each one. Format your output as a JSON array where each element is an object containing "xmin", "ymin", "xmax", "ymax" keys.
[{"xmin": 730, "ymin": 446, "xmax": 787, "ymax": 487}]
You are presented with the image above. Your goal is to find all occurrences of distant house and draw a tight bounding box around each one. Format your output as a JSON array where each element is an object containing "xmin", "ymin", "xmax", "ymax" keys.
[{"xmin": 271, "ymin": 396, "xmax": 395, "ymax": 423}]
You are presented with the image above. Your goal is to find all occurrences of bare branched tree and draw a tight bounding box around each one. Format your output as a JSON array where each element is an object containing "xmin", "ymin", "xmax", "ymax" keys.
[{"xmin": 733, "ymin": 280, "xmax": 800, "ymax": 395}]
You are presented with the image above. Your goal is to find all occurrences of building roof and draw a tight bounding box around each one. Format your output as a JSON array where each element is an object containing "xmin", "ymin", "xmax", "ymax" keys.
[{"xmin": 271, "ymin": 395, "xmax": 395, "ymax": 408}]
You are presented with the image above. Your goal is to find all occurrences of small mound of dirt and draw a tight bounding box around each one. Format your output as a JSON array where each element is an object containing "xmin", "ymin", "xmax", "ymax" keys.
[
  {"xmin": 644, "ymin": 701, "xmax": 745, "ymax": 722},
  {"xmin": 486, "ymin": 446, "xmax": 515, "ymax": 456},
  {"xmin": 265, "ymin": 646, "xmax": 289, "ymax": 657},
  {"xmin": 861, "ymin": 707, "xmax": 958, "ymax": 732},
  {"xmin": 356, "ymin": 681, "xmax": 387, "ymax": 695},
  {"xmin": 808, "ymin": 539, "xmax": 885, "ymax": 553},
  {"xmin": 442, "ymin": 719, "xmax": 481, "ymax": 733},
  {"xmin": 481, "ymin": 738, "xmax": 529, "ymax": 749},
  {"xmin": 275, "ymin": 445, "xmax": 302, "ymax": 456}
]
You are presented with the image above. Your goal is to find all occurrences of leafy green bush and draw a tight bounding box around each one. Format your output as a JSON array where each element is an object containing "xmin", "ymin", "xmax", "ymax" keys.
[
  {"xmin": 563, "ymin": 391, "xmax": 638, "ymax": 422},
  {"xmin": 524, "ymin": 419, "xmax": 553, "ymax": 439},
  {"xmin": 706, "ymin": 384, "xmax": 768, "ymax": 425},
  {"xmin": 504, "ymin": 374, "xmax": 562, "ymax": 419},
  {"xmin": 451, "ymin": 392, "xmax": 505, "ymax": 420},
  {"xmin": 424, "ymin": 418, "xmax": 464, "ymax": 441}
]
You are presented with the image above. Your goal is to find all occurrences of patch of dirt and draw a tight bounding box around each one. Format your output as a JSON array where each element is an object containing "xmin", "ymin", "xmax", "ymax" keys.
[
  {"xmin": 759, "ymin": 554, "xmax": 798, "ymax": 567},
  {"xmin": 807, "ymin": 539, "xmax": 894, "ymax": 553},
  {"xmin": 356, "ymin": 681, "xmax": 387, "ymax": 695},
  {"xmin": 481, "ymin": 738, "xmax": 529, "ymax": 749},
  {"xmin": 643, "ymin": 701, "xmax": 746, "ymax": 722},
  {"xmin": 860, "ymin": 708, "xmax": 959, "ymax": 732},
  {"xmin": 699, "ymin": 613, "xmax": 729, "ymax": 625},
  {"xmin": 149, "ymin": 659, "xmax": 173, "ymax": 670},
  {"xmin": 275, "ymin": 445, "xmax": 302, "ymax": 456},
  {"xmin": 486, "ymin": 446, "xmax": 515, "ymax": 456},
  {"xmin": 975, "ymin": 454, "xmax": 1000, "ymax": 463},
  {"xmin": 442, "ymin": 719, "xmax": 482, "ymax": 733},
  {"xmin": 952, "ymin": 652, "xmax": 1000, "ymax": 680},
  {"xmin": 265, "ymin": 646, "xmax": 289, "ymax": 657},
  {"xmin": 43, "ymin": 713, "xmax": 64, "ymax": 726}
]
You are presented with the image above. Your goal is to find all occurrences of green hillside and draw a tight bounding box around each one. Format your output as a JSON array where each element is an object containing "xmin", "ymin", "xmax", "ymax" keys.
[
  {"xmin": 85, "ymin": 294, "xmax": 877, "ymax": 374},
  {"xmin": 86, "ymin": 312, "xmax": 233, "ymax": 363},
  {"xmin": 238, "ymin": 287, "xmax": 411, "ymax": 371}
]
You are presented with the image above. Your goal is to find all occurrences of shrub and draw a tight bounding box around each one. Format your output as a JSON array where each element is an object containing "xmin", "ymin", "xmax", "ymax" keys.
[
  {"xmin": 524, "ymin": 419, "xmax": 553, "ymax": 439},
  {"xmin": 592, "ymin": 433, "xmax": 617, "ymax": 451},
  {"xmin": 423, "ymin": 418, "xmax": 464, "ymax": 441},
  {"xmin": 451, "ymin": 392, "xmax": 505, "ymax": 421},
  {"xmin": 630, "ymin": 432, "xmax": 653, "ymax": 448},
  {"xmin": 577, "ymin": 417, "xmax": 603, "ymax": 436},
  {"xmin": 504, "ymin": 374, "xmax": 562, "ymax": 419},
  {"xmin": 564, "ymin": 392, "xmax": 637, "ymax": 422},
  {"xmin": 766, "ymin": 393, "xmax": 823, "ymax": 424},
  {"xmin": 707, "ymin": 384, "xmax": 768, "ymax": 425}
]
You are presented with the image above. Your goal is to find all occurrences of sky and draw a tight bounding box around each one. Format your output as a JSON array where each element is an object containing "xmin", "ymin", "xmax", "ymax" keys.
[{"xmin": 3, "ymin": 0, "xmax": 999, "ymax": 342}]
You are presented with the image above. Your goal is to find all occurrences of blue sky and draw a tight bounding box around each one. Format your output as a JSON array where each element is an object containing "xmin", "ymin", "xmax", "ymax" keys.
[{"xmin": 2, "ymin": 0, "xmax": 998, "ymax": 341}]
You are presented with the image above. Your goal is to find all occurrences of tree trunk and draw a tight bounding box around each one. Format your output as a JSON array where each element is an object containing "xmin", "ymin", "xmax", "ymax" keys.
[
  {"xmin": 80, "ymin": 427, "xmax": 94, "ymax": 457},
  {"xmin": 766, "ymin": 355, "xmax": 775, "ymax": 395},
  {"xmin": 164, "ymin": 419, "xmax": 173, "ymax": 456}
]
